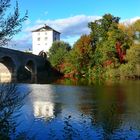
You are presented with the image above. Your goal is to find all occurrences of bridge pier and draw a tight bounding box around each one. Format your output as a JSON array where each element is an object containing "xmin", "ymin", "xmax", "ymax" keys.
[
  {"xmin": 31, "ymin": 73, "xmax": 37, "ymax": 83},
  {"xmin": 12, "ymin": 69, "xmax": 17, "ymax": 82}
]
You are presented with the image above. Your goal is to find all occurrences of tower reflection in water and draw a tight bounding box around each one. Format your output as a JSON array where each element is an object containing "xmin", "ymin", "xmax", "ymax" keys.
[
  {"xmin": 30, "ymin": 85, "xmax": 56, "ymax": 120},
  {"xmin": 33, "ymin": 101, "xmax": 54, "ymax": 119}
]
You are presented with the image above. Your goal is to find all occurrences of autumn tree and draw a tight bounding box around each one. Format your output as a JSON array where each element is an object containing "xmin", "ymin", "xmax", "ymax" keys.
[
  {"xmin": 117, "ymin": 20, "xmax": 140, "ymax": 78},
  {"xmin": 119, "ymin": 44, "xmax": 140, "ymax": 78},
  {"xmin": 131, "ymin": 19, "xmax": 140, "ymax": 42},
  {"xmin": 0, "ymin": 0, "xmax": 28, "ymax": 46},
  {"xmin": 118, "ymin": 23, "xmax": 134, "ymax": 43},
  {"xmin": 66, "ymin": 35, "xmax": 93, "ymax": 77},
  {"xmin": 50, "ymin": 14, "xmax": 140, "ymax": 81}
]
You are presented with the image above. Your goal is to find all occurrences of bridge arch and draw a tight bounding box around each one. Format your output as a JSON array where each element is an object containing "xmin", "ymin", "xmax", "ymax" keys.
[
  {"xmin": 25, "ymin": 60, "xmax": 37, "ymax": 82},
  {"xmin": 0, "ymin": 56, "xmax": 17, "ymax": 82}
]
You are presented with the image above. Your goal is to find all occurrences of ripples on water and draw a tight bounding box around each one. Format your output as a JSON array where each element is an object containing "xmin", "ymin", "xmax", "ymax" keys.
[{"xmin": 15, "ymin": 81, "xmax": 140, "ymax": 140}]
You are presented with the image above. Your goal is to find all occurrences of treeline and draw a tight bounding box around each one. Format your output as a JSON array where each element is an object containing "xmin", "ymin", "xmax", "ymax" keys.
[{"xmin": 48, "ymin": 14, "xmax": 140, "ymax": 82}]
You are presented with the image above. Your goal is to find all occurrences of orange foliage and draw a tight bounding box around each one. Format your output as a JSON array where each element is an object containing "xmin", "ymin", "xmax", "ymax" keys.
[
  {"xmin": 103, "ymin": 60, "xmax": 113, "ymax": 67},
  {"xmin": 73, "ymin": 35, "xmax": 92, "ymax": 55}
]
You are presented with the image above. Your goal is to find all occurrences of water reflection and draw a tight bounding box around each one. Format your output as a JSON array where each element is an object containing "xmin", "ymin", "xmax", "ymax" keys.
[
  {"xmin": 17, "ymin": 82, "xmax": 140, "ymax": 140},
  {"xmin": 28, "ymin": 85, "xmax": 55, "ymax": 120},
  {"xmin": 33, "ymin": 101, "xmax": 54, "ymax": 119},
  {"xmin": 0, "ymin": 84, "xmax": 28, "ymax": 139}
]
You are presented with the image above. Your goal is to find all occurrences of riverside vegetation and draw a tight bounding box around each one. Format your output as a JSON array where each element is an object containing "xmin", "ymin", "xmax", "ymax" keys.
[{"xmin": 48, "ymin": 14, "xmax": 140, "ymax": 84}]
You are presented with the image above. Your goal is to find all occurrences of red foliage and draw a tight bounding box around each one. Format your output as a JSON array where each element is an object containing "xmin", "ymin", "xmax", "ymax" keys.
[
  {"xmin": 103, "ymin": 41, "xmax": 126, "ymax": 67},
  {"xmin": 115, "ymin": 41, "xmax": 126, "ymax": 63}
]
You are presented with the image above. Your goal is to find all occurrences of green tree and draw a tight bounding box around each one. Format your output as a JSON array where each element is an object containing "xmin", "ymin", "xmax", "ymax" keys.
[
  {"xmin": 0, "ymin": 0, "xmax": 28, "ymax": 46},
  {"xmin": 48, "ymin": 41, "xmax": 71, "ymax": 70},
  {"xmin": 88, "ymin": 14, "xmax": 120, "ymax": 46}
]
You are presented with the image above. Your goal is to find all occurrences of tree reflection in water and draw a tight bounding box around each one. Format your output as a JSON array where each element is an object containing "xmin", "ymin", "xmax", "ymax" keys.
[{"xmin": 0, "ymin": 84, "xmax": 28, "ymax": 139}]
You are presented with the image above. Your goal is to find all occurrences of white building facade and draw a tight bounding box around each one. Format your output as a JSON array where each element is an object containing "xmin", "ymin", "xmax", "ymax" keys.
[{"xmin": 32, "ymin": 25, "xmax": 60, "ymax": 55}]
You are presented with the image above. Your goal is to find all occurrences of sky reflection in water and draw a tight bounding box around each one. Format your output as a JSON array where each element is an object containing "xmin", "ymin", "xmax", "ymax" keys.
[{"xmin": 17, "ymin": 82, "xmax": 140, "ymax": 140}]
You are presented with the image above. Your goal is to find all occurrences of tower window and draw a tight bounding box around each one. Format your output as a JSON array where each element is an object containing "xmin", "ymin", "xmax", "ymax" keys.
[{"xmin": 37, "ymin": 37, "xmax": 40, "ymax": 41}]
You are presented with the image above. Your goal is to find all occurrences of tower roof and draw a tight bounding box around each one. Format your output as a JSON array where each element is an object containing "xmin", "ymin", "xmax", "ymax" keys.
[{"xmin": 32, "ymin": 25, "xmax": 60, "ymax": 34}]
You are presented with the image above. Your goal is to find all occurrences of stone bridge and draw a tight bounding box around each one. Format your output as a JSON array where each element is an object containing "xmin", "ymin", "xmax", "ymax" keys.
[{"xmin": 0, "ymin": 47, "xmax": 48, "ymax": 83}]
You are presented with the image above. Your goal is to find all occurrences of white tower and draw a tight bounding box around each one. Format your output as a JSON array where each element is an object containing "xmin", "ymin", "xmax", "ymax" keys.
[{"xmin": 32, "ymin": 25, "xmax": 60, "ymax": 55}]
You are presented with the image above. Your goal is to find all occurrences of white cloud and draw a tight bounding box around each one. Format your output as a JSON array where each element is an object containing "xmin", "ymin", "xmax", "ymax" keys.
[
  {"xmin": 121, "ymin": 16, "xmax": 140, "ymax": 25},
  {"xmin": 24, "ymin": 15, "xmax": 101, "ymax": 39},
  {"xmin": 8, "ymin": 34, "xmax": 32, "ymax": 51},
  {"xmin": 12, "ymin": 15, "xmax": 140, "ymax": 51},
  {"xmin": 20, "ymin": 15, "xmax": 101, "ymax": 48}
]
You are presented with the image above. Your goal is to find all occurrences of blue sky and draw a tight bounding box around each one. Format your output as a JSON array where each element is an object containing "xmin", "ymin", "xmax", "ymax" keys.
[{"xmin": 9, "ymin": 0, "xmax": 140, "ymax": 50}]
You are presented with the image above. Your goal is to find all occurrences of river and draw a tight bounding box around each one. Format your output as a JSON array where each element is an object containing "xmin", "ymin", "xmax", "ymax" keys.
[{"xmin": 10, "ymin": 81, "xmax": 140, "ymax": 139}]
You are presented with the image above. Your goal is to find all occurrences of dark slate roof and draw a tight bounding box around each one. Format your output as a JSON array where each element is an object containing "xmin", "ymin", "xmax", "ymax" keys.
[{"xmin": 32, "ymin": 25, "xmax": 60, "ymax": 34}]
